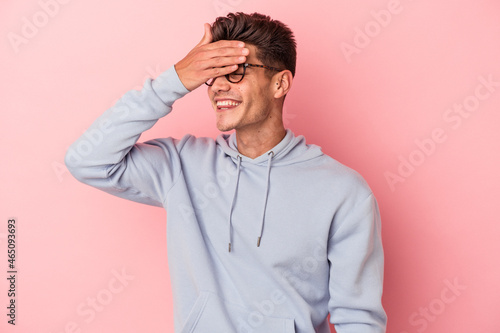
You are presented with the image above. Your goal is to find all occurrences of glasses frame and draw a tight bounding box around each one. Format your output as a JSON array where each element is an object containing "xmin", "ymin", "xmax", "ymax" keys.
[{"xmin": 205, "ymin": 63, "xmax": 284, "ymax": 86}]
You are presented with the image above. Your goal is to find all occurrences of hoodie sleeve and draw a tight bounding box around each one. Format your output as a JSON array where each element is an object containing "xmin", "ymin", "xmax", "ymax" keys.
[
  {"xmin": 65, "ymin": 65, "xmax": 190, "ymax": 207},
  {"xmin": 328, "ymin": 193, "xmax": 387, "ymax": 332}
]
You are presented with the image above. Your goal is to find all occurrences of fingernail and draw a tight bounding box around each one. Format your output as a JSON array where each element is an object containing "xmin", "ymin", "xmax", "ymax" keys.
[
  {"xmin": 238, "ymin": 42, "xmax": 245, "ymax": 47},
  {"xmin": 242, "ymin": 48, "xmax": 249, "ymax": 55}
]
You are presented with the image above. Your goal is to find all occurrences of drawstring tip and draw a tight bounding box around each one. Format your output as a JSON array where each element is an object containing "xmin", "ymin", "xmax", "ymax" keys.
[
  {"xmin": 228, "ymin": 243, "xmax": 232, "ymax": 252},
  {"xmin": 257, "ymin": 237, "xmax": 261, "ymax": 247}
]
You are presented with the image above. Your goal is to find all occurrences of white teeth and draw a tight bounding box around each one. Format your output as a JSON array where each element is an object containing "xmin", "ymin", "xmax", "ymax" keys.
[{"xmin": 216, "ymin": 100, "xmax": 241, "ymax": 107}]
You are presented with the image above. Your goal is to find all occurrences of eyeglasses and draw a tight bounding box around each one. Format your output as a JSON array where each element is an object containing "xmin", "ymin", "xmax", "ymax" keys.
[{"xmin": 205, "ymin": 63, "xmax": 283, "ymax": 86}]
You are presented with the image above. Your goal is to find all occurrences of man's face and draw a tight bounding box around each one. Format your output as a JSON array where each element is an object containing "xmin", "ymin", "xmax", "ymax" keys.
[{"xmin": 207, "ymin": 44, "xmax": 276, "ymax": 132}]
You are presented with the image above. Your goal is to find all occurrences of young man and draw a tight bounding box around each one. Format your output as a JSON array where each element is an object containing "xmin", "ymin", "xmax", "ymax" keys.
[{"xmin": 66, "ymin": 12, "xmax": 387, "ymax": 333}]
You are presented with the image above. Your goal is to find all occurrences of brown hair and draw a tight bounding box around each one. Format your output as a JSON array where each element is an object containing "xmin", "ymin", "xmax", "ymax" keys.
[{"xmin": 211, "ymin": 12, "xmax": 297, "ymax": 77}]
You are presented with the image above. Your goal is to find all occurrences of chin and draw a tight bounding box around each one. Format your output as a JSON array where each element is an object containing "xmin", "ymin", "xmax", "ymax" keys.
[{"xmin": 216, "ymin": 123, "xmax": 235, "ymax": 132}]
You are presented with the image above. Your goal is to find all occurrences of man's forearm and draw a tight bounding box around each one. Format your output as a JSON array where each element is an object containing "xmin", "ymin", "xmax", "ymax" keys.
[{"xmin": 64, "ymin": 65, "xmax": 189, "ymax": 186}]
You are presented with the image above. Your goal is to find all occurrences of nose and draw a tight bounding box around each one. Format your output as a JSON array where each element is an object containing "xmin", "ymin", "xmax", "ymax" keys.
[{"xmin": 210, "ymin": 76, "xmax": 231, "ymax": 93}]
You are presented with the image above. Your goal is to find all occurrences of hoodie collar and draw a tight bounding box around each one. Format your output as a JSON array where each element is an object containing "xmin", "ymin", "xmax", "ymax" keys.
[{"xmin": 216, "ymin": 129, "xmax": 323, "ymax": 166}]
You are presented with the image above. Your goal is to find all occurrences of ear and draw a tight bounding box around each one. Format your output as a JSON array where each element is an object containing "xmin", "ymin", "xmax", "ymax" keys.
[{"xmin": 273, "ymin": 70, "xmax": 293, "ymax": 99}]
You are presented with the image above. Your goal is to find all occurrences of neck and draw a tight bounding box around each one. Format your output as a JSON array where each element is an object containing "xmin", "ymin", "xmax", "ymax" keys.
[{"xmin": 235, "ymin": 124, "xmax": 286, "ymax": 159}]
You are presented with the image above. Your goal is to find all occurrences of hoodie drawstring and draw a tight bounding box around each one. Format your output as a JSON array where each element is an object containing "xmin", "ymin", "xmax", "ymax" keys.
[
  {"xmin": 257, "ymin": 151, "xmax": 274, "ymax": 247},
  {"xmin": 227, "ymin": 152, "xmax": 274, "ymax": 252},
  {"xmin": 228, "ymin": 155, "xmax": 242, "ymax": 252}
]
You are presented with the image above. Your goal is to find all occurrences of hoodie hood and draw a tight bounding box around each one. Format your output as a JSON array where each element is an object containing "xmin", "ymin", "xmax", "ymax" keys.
[
  {"xmin": 216, "ymin": 129, "xmax": 324, "ymax": 166},
  {"xmin": 216, "ymin": 129, "xmax": 324, "ymax": 252}
]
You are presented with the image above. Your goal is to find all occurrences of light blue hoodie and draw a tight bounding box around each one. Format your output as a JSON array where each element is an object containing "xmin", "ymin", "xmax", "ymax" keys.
[{"xmin": 65, "ymin": 66, "xmax": 387, "ymax": 332}]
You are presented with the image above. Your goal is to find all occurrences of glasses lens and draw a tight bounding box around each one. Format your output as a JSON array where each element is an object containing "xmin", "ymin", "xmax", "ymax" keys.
[
  {"xmin": 205, "ymin": 64, "xmax": 246, "ymax": 86},
  {"xmin": 227, "ymin": 74, "xmax": 244, "ymax": 83},
  {"xmin": 228, "ymin": 64, "xmax": 245, "ymax": 83}
]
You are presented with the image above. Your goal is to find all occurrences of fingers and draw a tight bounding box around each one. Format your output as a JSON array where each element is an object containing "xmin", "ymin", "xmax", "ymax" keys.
[
  {"xmin": 196, "ymin": 23, "xmax": 244, "ymax": 50},
  {"xmin": 199, "ymin": 45, "xmax": 248, "ymax": 63},
  {"xmin": 200, "ymin": 54, "xmax": 247, "ymax": 72},
  {"xmin": 203, "ymin": 23, "xmax": 213, "ymax": 45},
  {"xmin": 175, "ymin": 25, "xmax": 249, "ymax": 91},
  {"xmin": 203, "ymin": 39, "xmax": 245, "ymax": 50},
  {"xmin": 194, "ymin": 26, "xmax": 248, "ymax": 73},
  {"xmin": 198, "ymin": 43, "xmax": 249, "ymax": 73},
  {"xmin": 202, "ymin": 64, "xmax": 240, "ymax": 79},
  {"xmin": 196, "ymin": 23, "xmax": 213, "ymax": 47}
]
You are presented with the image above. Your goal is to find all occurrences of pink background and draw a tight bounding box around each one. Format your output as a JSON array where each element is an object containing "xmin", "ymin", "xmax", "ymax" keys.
[{"xmin": 1, "ymin": 0, "xmax": 499, "ymax": 332}]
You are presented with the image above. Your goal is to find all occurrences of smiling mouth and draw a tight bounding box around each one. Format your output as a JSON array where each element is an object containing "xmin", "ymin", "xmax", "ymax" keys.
[{"xmin": 216, "ymin": 100, "xmax": 242, "ymax": 110}]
